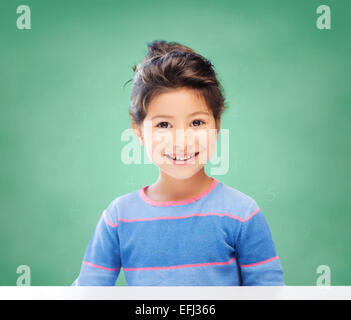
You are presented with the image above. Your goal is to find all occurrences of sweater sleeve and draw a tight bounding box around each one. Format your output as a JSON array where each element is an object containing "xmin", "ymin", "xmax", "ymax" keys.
[
  {"xmin": 72, "ymin": 201, "xmax": 121, "ymax": 286},
  {"xmin": 235, "ymin": 200, "xmax": 285, "ymax": 286}
]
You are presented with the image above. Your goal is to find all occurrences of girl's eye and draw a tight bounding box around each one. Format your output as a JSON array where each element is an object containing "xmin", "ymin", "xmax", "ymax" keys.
[
  {"xmin": 191, "ymin": 119, "xmax": 205, "ymax": 127},
  {"xmin": 156, "ymin": 122, "xmax": 170, "ymax": 129},
  {"xmin": 155, "ymin": 120, "xmax": 206, "ymax": 128}
]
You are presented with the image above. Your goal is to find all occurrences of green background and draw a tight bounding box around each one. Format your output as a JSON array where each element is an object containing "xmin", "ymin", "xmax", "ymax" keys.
[{"xmin": 0, "ymin": 0, "xmax": 350, "ymax": 286}]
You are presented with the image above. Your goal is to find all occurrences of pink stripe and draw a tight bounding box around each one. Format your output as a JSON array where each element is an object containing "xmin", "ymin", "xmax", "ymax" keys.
[
  {"xmin": 102, "ymin": 210, "xmax": 118, "ymax": 228},
  {"xmin": 83, "ymin": 260, "xmax": 120, "ymax": 271},
  {"xmin": 139, "ymin": 177, "xmax": 218, "ymax": 207},
  {"xmin": 124, "ymin": 256, "xmax": 236, "ymax": 271},
  {"xmin": 118, "ymin": 208, "xmax": 260, "ymax": 223},
  {"xmin": 240, "ymin": 256, "xmax": 279, "ymax": 268},
  {"xmin": 244, "ymin": 208, "xmax": 260, "ymax": 221}
]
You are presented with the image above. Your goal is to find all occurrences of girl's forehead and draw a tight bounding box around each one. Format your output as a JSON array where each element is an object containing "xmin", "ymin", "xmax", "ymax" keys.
[{"xmin": 146, "ymin": 88, "xmax": 211, "ymax": 118}]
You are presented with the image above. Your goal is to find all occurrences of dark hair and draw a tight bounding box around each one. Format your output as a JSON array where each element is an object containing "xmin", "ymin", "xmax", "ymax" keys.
[{"xmin": 126, "ymin": 40, "xmax": 228, "ymax": 127}]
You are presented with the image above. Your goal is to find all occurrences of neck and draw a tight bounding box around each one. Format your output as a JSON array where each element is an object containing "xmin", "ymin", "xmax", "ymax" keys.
[{"xmin": 148, "ymin": 169, "xmax": 214, "ymax": 201}]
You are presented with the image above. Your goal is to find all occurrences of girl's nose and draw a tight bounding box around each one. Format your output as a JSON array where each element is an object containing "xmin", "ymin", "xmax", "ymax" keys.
[{"xmin": 173, "ymin": 127, "xmax": 188, "ymax": 145}]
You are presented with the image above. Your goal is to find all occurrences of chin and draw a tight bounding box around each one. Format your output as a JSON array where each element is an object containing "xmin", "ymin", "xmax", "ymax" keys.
[{"xmin": 160, "ymin": 167, "xmax": 204, "ymax": 180}]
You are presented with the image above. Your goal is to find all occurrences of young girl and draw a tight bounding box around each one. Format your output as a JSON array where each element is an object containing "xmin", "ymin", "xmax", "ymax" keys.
[{"xmin": 72, "ymin": 40, "xmax": 285, "ymax": 286}]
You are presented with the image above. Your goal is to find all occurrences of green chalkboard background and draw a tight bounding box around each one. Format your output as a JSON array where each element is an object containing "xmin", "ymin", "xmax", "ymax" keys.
[{"xmin": 0, "ymin": 0, "xmax": 350, "ymax": 286}]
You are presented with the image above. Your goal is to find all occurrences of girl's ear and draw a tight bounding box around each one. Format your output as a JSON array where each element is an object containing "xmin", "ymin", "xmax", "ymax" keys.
[
  {"xmin": 131, "ymin": 121, "xmax": 144, "ymax": 146},
  {"xmin": 216, "ymin": 118, "xmax": 221, "ymax": 136}
]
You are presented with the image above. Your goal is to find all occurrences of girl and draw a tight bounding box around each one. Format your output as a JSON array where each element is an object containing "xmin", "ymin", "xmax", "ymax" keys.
[{"xmin": 72, "ymin": 40, "xmax": 285, "ymax": 286}]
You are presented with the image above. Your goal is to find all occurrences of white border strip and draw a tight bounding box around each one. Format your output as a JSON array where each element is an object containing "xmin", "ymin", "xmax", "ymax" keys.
[{"xmin": 0, "ymin": 286, "xmax": 350, "ymax": 300}]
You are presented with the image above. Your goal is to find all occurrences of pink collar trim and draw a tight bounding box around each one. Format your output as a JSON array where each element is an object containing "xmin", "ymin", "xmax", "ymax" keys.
[{"xmin": 139, "ymin": 177, "xmax": 219, "ymax": 207}]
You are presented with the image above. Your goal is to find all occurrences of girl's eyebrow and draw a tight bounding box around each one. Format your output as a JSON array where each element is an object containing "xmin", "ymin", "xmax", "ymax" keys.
[{"xmin": 151, "ymin": 111, "xmax": 209, "ymax": 120}]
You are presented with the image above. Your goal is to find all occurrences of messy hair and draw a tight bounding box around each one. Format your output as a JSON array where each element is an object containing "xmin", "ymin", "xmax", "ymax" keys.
[{"xmin": 126, "ymin": 40, "xmax": 228, "ymax": 127}]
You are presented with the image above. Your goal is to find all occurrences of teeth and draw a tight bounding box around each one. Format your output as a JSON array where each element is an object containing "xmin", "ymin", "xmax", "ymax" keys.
[
  {"xmin": 176, "ymin": 155, "xmax": 192, "ymax": 161},
  {"xmin": 166, "ymin": 153, "xmax": 196, "ymax": 161}
]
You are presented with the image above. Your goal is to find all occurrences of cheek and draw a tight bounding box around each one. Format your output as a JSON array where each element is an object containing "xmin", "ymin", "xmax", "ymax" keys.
[
  {"xmin": 144, "ymin": 130, "xmax": 174, "ymax": 164},
  {"xmin": 207, "ymin": 129, "xmax": 218, "ymax": 152},
  {"xmin": 197, "ymin": 129, "xmax": 217, "ymax": 150},
  {"xmin": 197, "ymin": 129, "xmax": 217, "ymax": 163}
]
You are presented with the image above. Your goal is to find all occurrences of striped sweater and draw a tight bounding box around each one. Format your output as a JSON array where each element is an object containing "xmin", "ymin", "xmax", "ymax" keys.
[{"xmin": 72, "ymin": 177, "xmax": 285, "ymax": 286}]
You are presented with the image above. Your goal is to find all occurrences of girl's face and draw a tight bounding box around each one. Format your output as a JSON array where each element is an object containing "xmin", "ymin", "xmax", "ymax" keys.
[{"xmin": 132, "ymin": 87, "xmax": 220, "ymax": 180}]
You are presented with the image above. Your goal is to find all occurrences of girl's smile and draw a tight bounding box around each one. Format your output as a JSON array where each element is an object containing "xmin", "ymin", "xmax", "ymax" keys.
[{"xmin": 164, "ymin": 152, "xmax": 200, "ymax": 165}]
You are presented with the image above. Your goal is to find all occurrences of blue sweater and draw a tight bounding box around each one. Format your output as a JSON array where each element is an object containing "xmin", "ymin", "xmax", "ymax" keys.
[{"xmin": 72, "ymin": 177, "xmax": 285, "ymax": 286}]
